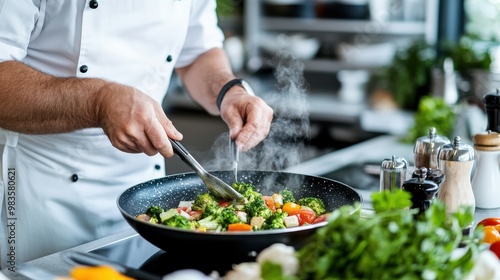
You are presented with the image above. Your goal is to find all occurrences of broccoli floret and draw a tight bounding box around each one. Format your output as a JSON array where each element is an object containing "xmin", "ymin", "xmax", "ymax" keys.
[
  {"xmin": 297, "ymin": 197, "xmax": 327, "ymax": 216},
  {"xmin": 246, "ymin": 191, "xmax": 264, "ymax": 204},
  {"xmin": 245, "ymin": 197, "xmax": 272, "ymax": 219},
  {"xmin": 232, "ymin": 182, "xmax": 255, "ymax": 195},
  {"xmin": 162, "ymin": 214, "xmax": 192, "ymax": 230},
  {"xmin": 280, "ymin": 189, "xmax": 296, "ymax": 204},
  {"xmin": 145, "ymin": 205, "xmax": 163, "ymax": 222},
  {"xmin": 200, "ymin": 203, "xmax": 222, "ymax": 219},
  {"xmin": 199, "ymin": 204, "xmax": 240, "ymax": 230},
  {"xmin": 192, "ymin": 192, "xmax": 219, "ymax": 211},
  {"xmin": 255, "ymin": 207, "xmax": 273, "ymax": 219},
  {"xmin": 233, "ymin": 182, "xmax": 262, "ymax": 202},
  {"xmin": 262, "ymin": 211, "xmax": 288, "ymax": 230},
  {"xmin": 216, "ymin": 207, "xmax": 241, "ymax": 229}
]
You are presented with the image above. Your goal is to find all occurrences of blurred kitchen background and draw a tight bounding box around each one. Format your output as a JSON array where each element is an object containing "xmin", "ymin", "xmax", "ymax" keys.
[{"xmin": 163, "ymin": 0, "xmax": 500, "ymax": 174}]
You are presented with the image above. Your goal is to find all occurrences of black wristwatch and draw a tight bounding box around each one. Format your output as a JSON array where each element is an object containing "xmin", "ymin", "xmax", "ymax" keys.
[{"xmin": 216, "ymin": 79, "xmax": 255, "ymax": 111}]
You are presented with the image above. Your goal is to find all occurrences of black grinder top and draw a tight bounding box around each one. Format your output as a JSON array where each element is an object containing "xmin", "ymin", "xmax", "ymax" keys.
[{"xmin": 483, "ymin": 89, "xmax": 500, "ymax": 133}]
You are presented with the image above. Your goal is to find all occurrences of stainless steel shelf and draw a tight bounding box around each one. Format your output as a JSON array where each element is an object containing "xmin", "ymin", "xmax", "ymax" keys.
[
  {"xmin": 303, "ymin": 59, "xmax": 388, "ymax": 73},
  {"xmin": 261, "ymin": 18, "xmax": 427, "ymax": 35},
  {"xmin": 244, "ymin": 0, "xmax": 439, "ymax": 73},
  {"xmin": 257, "ymin": 58, "xmax": 388, "ymax": 73}
]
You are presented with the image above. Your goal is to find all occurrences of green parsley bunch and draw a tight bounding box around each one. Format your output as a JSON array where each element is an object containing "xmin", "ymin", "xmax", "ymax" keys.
[{"xmin": 297, "ymin": 190, "xmax": 481, "ymax": 280}]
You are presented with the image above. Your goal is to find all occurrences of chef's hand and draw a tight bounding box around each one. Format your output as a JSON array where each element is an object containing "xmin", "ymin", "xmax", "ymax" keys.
[
  {"xmin": 96, "ymin": 82, "xmax": 182, "ymax": 158},
  {"xmin": 219, "ymin": 88, "xmax": 273, "ymax": 152}
]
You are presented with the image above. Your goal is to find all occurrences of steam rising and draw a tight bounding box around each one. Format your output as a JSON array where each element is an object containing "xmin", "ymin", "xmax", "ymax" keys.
[{"xmin": 208, "ymin": 52, "xmax": 310, "ymax": 173}]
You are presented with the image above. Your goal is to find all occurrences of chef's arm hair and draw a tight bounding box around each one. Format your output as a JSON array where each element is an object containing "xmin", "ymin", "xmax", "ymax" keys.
[
  {"xmin": 175, "ymin": 47, "xmax": 237, "ymax": 116},
  {"xmin": 0, "ymin": 60, "xmax": 106, "ymax": 134}
]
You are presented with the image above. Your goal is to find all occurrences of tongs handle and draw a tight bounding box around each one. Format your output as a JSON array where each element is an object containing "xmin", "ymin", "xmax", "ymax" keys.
[
  {"xmin": 230, "ymin": 139, "xmax": 239, "ymax": 163},
  {"xmin": 170, "ymin": 139, "xmax": 243, "ymax": 201},
  {"xmin": 230, "ymin": 139, "xmax": 239, "ymax": 181},
  {"xmin": 169, "ymin": 139, "xmax": 206, "ymax": 176}
]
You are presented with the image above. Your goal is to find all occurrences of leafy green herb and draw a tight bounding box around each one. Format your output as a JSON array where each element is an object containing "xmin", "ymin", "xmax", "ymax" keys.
[
  {"xmin": 373, "ymin": 40, "xmax": 435, "ymax": 111},
  {"xmin": 297, "ymin": 189, "xmax": 481, "ymax": 280},
  {"xmin": 402, "ymin": 96, "xmax": 456, "ymax": 144},
  {"xmin": 261, "ymin": 261, "xmax": 298, "ymax": 280},
  {"xmin": 440, "ymin": 39, "xmax": 492, "ymax": 76},
  {"xmin": 372, "ymin": 188, "xmax": 412, "ymax": 212}
]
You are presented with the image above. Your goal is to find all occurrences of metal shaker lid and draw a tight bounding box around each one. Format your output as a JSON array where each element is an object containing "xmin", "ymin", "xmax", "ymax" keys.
[
  {"xmin": 483, "ymin": 89, "xmax": 500, "ymax": 108},
  {"xmin": 413, "ymin": 127, "xmax": 451, "ymax": 156},
  {"xmin": 381, "ymin": 155, "xmax": 407, "ymax": 171},
  {"xmin": 438, "ymin": 136, "xmax": 475, "ymax": 162},
  {"xmin": 473, "ymin": 130, "xmax": 500, "ymax": 150}
]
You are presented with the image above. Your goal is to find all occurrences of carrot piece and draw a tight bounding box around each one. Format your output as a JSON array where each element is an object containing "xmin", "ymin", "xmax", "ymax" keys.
[{"xmin": 227, "ymin": 223, "xmax": 253, "ymax": 231}]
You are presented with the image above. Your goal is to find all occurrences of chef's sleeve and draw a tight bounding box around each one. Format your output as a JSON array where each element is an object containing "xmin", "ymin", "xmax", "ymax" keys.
[
  {"xmin": 175, "ymin": 0, "xmax": 225, "ymax": 68},
  {"xmin": 0, "ymin": 0, "xmax": 43, "ymax": 62}
]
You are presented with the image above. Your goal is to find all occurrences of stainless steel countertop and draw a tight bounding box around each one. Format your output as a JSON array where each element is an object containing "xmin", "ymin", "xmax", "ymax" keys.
[
  {"xmin": 2, "ymin": 229, "xmax": 141, "ymax": 279},
  {"xmin": 4, "ymin": 135, "xmax": 500, "ymax": 279}
]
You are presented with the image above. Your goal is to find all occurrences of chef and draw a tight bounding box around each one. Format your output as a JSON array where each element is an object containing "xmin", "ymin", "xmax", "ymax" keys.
[{"xmin": 0, "ymin": 0, "xmax": 273, "ymax": 270}]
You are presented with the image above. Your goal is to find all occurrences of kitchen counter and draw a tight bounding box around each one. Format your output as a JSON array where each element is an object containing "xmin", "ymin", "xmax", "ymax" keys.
[
  {"xmin": 4, "ymin": 135, "xmax": 500, "ymax": 279},
  {"xmin": 2, "ymin": 228, "xmax": 139, "ymax": 279},
  {"xmin": 286, "ymin": 135, "xmax": 500, "ymax": 220}
]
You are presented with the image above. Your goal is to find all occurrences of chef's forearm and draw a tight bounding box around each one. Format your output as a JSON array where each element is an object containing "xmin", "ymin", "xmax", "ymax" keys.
[
  {"xmin": 175, "ymin": 47, "xmax": 235, "ymax": 115},
  {"xmin": 0, "ymin": 60, "xmax": 105, "ymax": 134}
]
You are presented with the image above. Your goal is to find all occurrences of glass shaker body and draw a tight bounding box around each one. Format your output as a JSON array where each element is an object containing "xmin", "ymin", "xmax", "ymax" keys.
[
  {"xmin": 413, "ymin": 127, "xmax": 450, "ymax": 170},
  {"xmin": 380, "ymin": 156, "xmax": 407, "ymax": 192}
]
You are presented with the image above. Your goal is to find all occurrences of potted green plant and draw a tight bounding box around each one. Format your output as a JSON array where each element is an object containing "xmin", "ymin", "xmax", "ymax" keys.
[
  {"xmin": 371, "ymin": 40, "xmax": 436, "ymax": 111},
  {"xmin": 401, "ymin": 96, "xmax": 456, "ymax": 144},
  {"xmin": 439, "ymin": 38, "xmax": 493, "ymax": 104}
]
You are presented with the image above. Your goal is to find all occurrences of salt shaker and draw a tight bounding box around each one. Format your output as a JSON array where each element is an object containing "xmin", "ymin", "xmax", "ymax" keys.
[
  {"xmin": 413, "ymin": 127, "xmax": 450, "ymax": 170},
  {"xmin": 483, "ymin": 89, "xmax": 500, "ymax": 133},
  {"xmin": 403, "ymin": 167, "xmax": 439, "ymax": 215},
  {"xmin": 471, "ymin": 130, "xmax": 500, "ymax": 209},
  {"xmin": 437, "ymin": 136, "xmax": 476, "ymax": 216},
  {"xmin": 380, "ymin": 156, "xmax": 408, "ymax": 192}
]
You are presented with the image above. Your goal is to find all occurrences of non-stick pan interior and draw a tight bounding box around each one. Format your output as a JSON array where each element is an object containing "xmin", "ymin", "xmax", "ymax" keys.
[{"xmin": 118, "ymin": 170, "xmax": 361, "ymax": 217}]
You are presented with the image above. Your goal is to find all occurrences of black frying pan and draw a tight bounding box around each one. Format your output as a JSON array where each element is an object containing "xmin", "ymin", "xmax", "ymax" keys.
[{"xmin": 117, "ymin": 170, "xmax": 361, "ymax": 267}]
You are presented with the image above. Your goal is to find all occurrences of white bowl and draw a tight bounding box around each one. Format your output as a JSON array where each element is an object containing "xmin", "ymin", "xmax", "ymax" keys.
[
  {"xmin": 336, "ymin": 42, "xmax": 396, "ymax": 66},
  {"xmin": 261, "ymin": 33, "xmax": 320, "ymax": 60},
  {"xmin": 288, "ymin": 34, "xmax": 321, "ymax": 60}
]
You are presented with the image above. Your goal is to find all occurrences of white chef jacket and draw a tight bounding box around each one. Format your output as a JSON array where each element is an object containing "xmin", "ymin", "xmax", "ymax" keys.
[{"xmin": 0, "ymin": 0, "xmax": 224, "ymax": 270}]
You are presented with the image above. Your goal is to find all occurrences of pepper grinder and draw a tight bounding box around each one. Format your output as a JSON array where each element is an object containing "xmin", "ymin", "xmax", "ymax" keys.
[
  {"xmin": 437, "ymin": 136, "xmax": 476, "ymax": 216},
  {"xmin": 483, "ymin": 89, "xmax": 500, "ymax": 133},
  {"xmin": 413, "ymin": 127, "xmax": 450, "ymax": 170},
  {"xmin": 411, "ymin": 167, "xmax": 444, "ymax": 188},
  {"xmin": 471, "ymin": 130, "xmax": 500, "ymax": 209},
  {"xmin": 403, "ymin": 167, "xmax": 439, "ymax": 215},
  {"xmin": 380, "ymin": 156, "xmax": 408, "ymax": 192}
]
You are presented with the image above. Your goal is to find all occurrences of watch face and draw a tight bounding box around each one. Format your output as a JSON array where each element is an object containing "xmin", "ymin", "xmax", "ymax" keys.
[{"xmin": 241, "ymin": 80, "xmax": 255, "ymax": 96}]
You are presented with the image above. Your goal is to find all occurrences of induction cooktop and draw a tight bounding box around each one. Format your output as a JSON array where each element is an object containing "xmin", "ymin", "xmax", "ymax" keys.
[{"xmin": 88, "ymin": 234, "xmax": 251, "ymax": 277}]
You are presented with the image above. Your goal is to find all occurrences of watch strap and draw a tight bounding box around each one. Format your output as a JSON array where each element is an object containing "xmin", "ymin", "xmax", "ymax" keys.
[{"xmin": 216, "ymin": 78, "xmax": 252, "ymax": 111}]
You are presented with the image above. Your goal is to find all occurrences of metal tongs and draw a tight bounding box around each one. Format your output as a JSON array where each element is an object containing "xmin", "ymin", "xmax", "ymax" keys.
[
  {"xmin": 170, "ymin": 139, "xmax": 243, "ymax": 201},
  {"xmin": 230, "ymin": 138, "xmax": 239, "ymax": 182}
]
